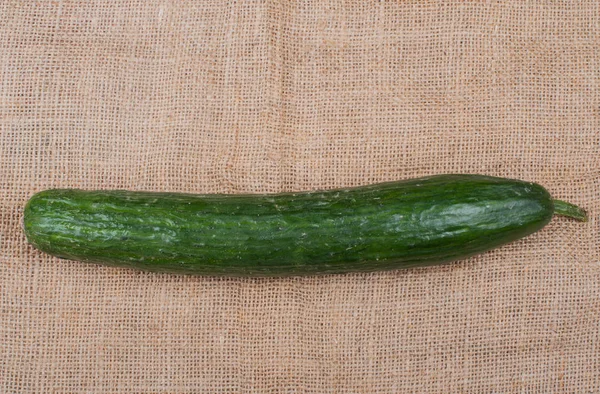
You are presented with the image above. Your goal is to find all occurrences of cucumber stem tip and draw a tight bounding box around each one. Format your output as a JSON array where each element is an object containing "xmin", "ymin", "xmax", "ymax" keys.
[{"xmin": 553, "ymin": 199, "xmax": 588, "ymax": 222}]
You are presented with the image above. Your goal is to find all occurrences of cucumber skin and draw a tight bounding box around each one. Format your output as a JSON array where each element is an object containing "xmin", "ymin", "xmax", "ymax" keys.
[{"xmin": 23, "ymin": 174, "xmax": 554, "ymax": 277}]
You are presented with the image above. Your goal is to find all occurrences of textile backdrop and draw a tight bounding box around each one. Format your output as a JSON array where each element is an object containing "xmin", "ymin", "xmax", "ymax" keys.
[{"xmin": 1, "ymin": 1, "xmax": 598, "ymax": 392}]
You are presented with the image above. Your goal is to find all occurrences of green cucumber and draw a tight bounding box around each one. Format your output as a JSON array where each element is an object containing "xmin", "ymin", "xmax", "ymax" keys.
[{"xmin": 23, "ymin": 174, "xmax": 587, "ymax": 277}]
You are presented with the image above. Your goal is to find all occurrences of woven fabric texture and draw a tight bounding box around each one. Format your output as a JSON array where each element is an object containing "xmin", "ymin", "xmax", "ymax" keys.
[{"xmin": 1, "ymin": 1, "xmax": 599, "ymax": 392}]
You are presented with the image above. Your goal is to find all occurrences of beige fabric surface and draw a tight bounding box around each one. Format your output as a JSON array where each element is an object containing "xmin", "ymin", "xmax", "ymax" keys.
[{"xmin": 1, "ymin": 1, "xmax": 599, "ymax": 392}]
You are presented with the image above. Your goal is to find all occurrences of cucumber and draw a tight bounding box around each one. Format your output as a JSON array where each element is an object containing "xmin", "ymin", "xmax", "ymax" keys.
[{"xmin": 23, "ymin": 174, "xmax": 586, "ymax": 277}]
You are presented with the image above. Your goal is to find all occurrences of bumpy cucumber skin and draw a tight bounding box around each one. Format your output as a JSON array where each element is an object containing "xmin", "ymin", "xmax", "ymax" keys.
[{"xmin": 23, "ymin": 175, "xmax": 554, "ymax": 277}]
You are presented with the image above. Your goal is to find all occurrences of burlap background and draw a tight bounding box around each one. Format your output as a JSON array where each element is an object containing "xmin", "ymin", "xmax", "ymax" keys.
[{"xmin": 1, "ymin": 1, "xmax": 598, "ymax": 392}]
